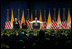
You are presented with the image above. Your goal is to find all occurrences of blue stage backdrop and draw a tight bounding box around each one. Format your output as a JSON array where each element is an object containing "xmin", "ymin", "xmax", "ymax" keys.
[{"xmin": 1, "ymin": 1, "xmax": 71, "ymax": 29}]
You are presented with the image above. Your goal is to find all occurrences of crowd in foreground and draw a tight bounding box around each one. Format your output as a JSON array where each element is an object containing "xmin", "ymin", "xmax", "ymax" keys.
[{"xmin": 1, "ymin": 29, "xmax": 72, "ymax": 48}]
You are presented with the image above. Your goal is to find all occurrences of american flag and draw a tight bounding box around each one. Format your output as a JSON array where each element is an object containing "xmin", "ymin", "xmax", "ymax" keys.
[
  {"xmin": 67, "ymin": 21, "xmax": 71, "ymax": 29},
  {"xmin": 18, "ymin": 20, "xmax": 22, "ymax": 29},
  {"xmin": 57, "ymin": 21, "xmax": 62, "ymax": 29},
  {"xmin": 5, "ymin": 21, "xmax": 11, "ymax": 29},
  {"xmin": 61, "ymin": 20, "xmax": 68, "ymax": 29},
  {"xmin": 26, "ymin": 20, "xmax": 31, "ymax": 29},
  {"xmin": 43, "ymin": 22, "xmax": 47, "ymax": 29},
  {"xmin": 51, "ymin": 20, "xmax": 58, "ymax": 29}
]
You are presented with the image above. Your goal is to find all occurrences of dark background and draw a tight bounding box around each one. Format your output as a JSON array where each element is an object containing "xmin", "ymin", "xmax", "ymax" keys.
[{"xmin": 1, "ymin": 0, "xmax": 71, "ymax": 29}]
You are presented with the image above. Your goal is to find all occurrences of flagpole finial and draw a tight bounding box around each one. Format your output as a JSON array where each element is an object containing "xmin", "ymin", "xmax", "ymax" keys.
[
  {"xmin": 27, "ymin": 8, "xmax": 29, "ymax": 10},
  {"xmin": 18, "ymin": 8, "xmax": 20, "ymax": 14},
  {"xmin": 18, "ymin": 8, "xmax": 20, "ymax": 13}
]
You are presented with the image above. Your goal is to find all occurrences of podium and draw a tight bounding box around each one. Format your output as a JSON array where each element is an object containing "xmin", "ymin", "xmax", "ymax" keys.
[
  {"xmin": 33, "ymin": 23, "xmax": 40, "ymax": 29},
  {"xmin": 30, "ymin": 20, "xmax": 43, "ymax": 29}
]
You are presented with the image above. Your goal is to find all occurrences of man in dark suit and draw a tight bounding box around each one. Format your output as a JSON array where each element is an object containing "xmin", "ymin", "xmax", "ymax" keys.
[
  {"xmin": 22, "ymin": 20, "xmax": 28, "ymax": 29},
  {"xmin": 13, "ymin": 18, "xmax": 20, "ymax": 29}
]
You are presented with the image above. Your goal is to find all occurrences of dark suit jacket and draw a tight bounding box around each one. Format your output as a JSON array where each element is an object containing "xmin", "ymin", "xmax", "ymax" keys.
[
  {"xmin": 22, "ymin": 22, "xmax": 27, "ymax": 29},
  {"xmin": 13, "ymin": 21, "xmax": 20, "ymax": 29}
]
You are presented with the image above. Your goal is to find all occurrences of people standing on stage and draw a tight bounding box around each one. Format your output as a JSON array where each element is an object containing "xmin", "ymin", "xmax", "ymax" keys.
[
  {"xmin": 22, "ymin": 20, "xmax": 28, "ymax": 29},
  {"xmin": 13, "ymin": 18, "xmax": 20, "ymax": 29}
]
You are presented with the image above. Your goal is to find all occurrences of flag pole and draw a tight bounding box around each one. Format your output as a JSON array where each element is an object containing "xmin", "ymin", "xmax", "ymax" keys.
[
  {"xmin": 63, "ymin": 8, "xmax": 65, "ymax": 21},
  {"xmin": 53, "ymin": 8, "xmax": 56, "ymax": 21},
  {"xmin": 27, "ymin": 9, "xmax": 29, "ymax": 20},
  {"xmin": 44, "ymin": 9, "xmax": 46, "ymax": 21},
  {"xmin": 18, "ymin": 8, "xmax": 21, "ymax": 28},
  {"xmin": 7, "ymin": 9, "xmax": 9, "ymax": 21},
  {"xmin": 35, "ymin": 9, "xmax": 37, "ymax": 17},
  {"xmin": 18, "ymin": 8, "xmax": 20, "ymax": 21}
]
